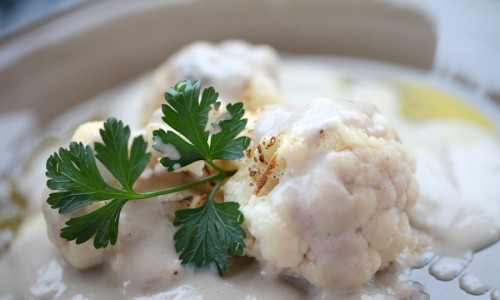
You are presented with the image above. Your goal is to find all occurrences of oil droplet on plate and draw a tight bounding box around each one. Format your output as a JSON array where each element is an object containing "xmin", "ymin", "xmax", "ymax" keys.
[
  {"xmin": 412, "ymin": 251, "xmax": 435, "ymax": 269},
  {"xmin": 491, "ymin": 289, "xmax": 500, "ymax": 300},
  {"xmin": 459, "ymin": 273, "xmax": 491, "ymax": 296},
  {"xmin": 428, "ymin": 254, "xmax": 472, "ymax": 281}
]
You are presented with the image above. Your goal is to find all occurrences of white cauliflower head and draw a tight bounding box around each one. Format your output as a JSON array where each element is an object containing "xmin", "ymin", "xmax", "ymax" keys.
[
  {"xmin": 42, "ymin": 121, "xmax": 109, "ymax": 270},
  {"xmin": 223, "ymin": 97, "xmax": 419, "ymax": 290},
  {"xmin": 42, "ymin": 121, "xmax": 190, "ymax": 288},
  {"xmin": 142, "ymin": 40, "xmax": 284, "ymax": 123}
]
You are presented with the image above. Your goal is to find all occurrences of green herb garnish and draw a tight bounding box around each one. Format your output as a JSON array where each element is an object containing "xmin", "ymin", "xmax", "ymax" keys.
[{"xmin": 46, "ymin": 80, "xmax": 249, "ymax": 272}]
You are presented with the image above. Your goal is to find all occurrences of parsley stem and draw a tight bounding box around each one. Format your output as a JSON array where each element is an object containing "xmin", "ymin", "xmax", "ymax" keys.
[
  {"xmin": 133, "ymin": 172, "xmax": 223, "ymax": 200},
  {"xmin": 208, "ymin": 178, "xmax": 224, "ymax": 201},
  {"xmin": 207, "ymin": 160, "xmax": 227, "ymax": 174}
]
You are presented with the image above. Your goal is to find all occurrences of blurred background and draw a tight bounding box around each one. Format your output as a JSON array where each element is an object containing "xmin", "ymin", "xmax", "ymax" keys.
[{"xmin": 0, "ymin": 0, "xmax": 87, "ymax": 35}]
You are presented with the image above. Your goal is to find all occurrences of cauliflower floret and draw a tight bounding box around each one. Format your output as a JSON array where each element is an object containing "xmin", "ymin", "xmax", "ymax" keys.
[
  {"xmin": 42, "ymin": 121, "xmax": 109, "ymax": 270},
  {"xmin": 42, "ymin": 121, "xmax": 189, "ymax": 289},
  {"xmin": 223, "ymin": 97, "xmax": 419, "ymax": 291},
  {"xmin": 42, "ymin": 200, "xmax": 109, "ymax": 270},
  {"xmin": 142, "ymin": 40, "xmax": 283, "ymax": 122}
]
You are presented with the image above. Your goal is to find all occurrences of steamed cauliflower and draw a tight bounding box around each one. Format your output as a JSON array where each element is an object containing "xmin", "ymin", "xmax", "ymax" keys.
[
  {"xmin": 42, "ymin": 121, "xmax": 190, "ymax": 289},
  {"xmin": 142, "ymin": 40, "xmax": 284, "ymax": 122},
  {"xmin": 42, "ymin": 40, "xmax": 421, "ymax": 293},
  {"xmin": 42, "ymin": 121, "xmax": 109, "ymax": 270},
  {"xmin": 223, "ymin": 97, "xmax": 419, "ymax": 290}
]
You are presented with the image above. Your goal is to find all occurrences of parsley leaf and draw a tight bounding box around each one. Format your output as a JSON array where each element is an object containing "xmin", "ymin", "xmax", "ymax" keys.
[
  {"xmin": 61, "ymin": 199, "xmax": 127, "ymax": 248},
  {"xmin": 153, "ymin": 80, "xmax": 250, "ymax": 171},
  {"xmin": 173, "ymin": 180, "xmax": 245, "ymax": 273},
  {"xmin": 153, "ymin": 80, "xmax": 249, "ymax": 272},
  {"xmin": 46, "ymin": 117, "xmax": 151, "ymax": 248},
  {"xmin": 95, "ymin": 118, "xmax": 150, "ymax": 191},
  {"xmin": 46, "ymin": 141, "xmax": 121, "ymax": 214}
]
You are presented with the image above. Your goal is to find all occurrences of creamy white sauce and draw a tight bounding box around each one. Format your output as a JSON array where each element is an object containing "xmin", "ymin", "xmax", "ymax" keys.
[
  {"xmin": 152, "ymin": 138, "xmax": 182, "ymax": 161},
  {"xmin": 1, "ymin": 52, "xmax": 499, "ymax": 299},
  {"xmin": 404, "ymin": 123, "xmax": 500, "ymax": 254},
  {"xmin": 208, "ymin": 111, "xmax": 233, "ymax": 135}
]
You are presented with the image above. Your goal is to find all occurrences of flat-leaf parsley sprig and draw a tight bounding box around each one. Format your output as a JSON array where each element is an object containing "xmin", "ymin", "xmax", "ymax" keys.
[
  {"xmin": 45, "ymin": 79, "xmax": 250, "ymax": 272},
  {"xmin": 153, "ymin": 80, "xmax": 249, "ymax": 273}
]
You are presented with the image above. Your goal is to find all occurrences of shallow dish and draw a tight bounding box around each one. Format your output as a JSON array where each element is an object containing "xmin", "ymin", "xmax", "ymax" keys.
[{"xmin": 0, "ymin": 0, "xmax": 499, "ymax": 299}]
